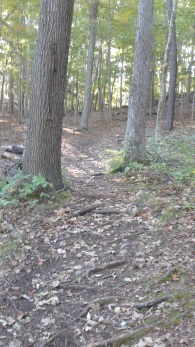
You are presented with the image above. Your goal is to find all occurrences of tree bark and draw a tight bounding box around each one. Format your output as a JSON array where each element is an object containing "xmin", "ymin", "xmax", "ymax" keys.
[
  {"xmin": 124, "ymin": 0, "xmax": 154, "ymax": 162},
  {"xmin": 156, "ymin": 0, "xmax": 178, "ymax": 137},
  {"xmin": 8, "ymin": 67, "xmax": 14, "ymax": 116},
  {"xmin": 81, "ymin": 0, "xmax": 99, "ymax": 130},
  {"xmin": 23, "ymin": 0, "xmax": 74, "ymax": 190},
  {"xmin": 165, "ymin": 0, "xmax": 177, "ymax": 131},
  {"xmin": 107, "ymin": 0, "xmax": 112, "ymax": 119}
]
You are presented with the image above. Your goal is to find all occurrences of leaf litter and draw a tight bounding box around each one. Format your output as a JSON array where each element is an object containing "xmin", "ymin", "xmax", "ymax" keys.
[{"xmin": 0, "ymin": 112, "xmax": 195, "ymax": 346}]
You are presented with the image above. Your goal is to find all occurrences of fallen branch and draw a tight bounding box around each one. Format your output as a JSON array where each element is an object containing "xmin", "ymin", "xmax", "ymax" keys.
[
  {"xmin": 1, "ymin": 144, "xmax": 24, "ymax": 155},
  {"xmin": 70, "ymin": 205, "xmax": 99, "ymax": 217},
  {"xmin": 133, "ymin": 294, "xmax": 172, "ymax": 309},
  {"xmin": 70, "ymin": 206, "xmax": 122, "ymax": 217},
  {"xmin": 87, "ymin": 260, "xmax": 127, "ymax": 276},
  {"xmin": 93, "ymin": 208, "xmax": 121, "ymax": 214},
  {"xmin": 92, "ymin": 172, "xmax": 106, "ymax": 176},
  {"xmin": 1, "ymin": 151, "xmax": 21, "ymax": 161}
]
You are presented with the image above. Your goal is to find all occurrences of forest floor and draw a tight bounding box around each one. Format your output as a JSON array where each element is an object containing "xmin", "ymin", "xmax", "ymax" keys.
[{"xmin": 0, "ymin": 110, "xmax": 195, "ymax": 347}]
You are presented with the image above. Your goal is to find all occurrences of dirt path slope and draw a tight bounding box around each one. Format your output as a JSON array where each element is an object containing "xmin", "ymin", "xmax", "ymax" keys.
[{"xmin": 0, "ymin": 113, "xmax": 194, "ymax": 347}]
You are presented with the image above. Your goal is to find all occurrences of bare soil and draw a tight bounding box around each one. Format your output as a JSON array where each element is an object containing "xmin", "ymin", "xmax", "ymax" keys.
[{"xmin": 0, "ymin": 111, "xmax": 194, "ymax": 347}]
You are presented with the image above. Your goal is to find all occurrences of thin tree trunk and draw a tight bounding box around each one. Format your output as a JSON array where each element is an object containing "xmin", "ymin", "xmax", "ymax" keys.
[
  {"xmin": 81, "ymin": 0, "xmax": 99, "ymax": 130},
  {"xmin": 191, "ymin": 91, "xmax": 195, "ymax": 124},
  {"xmin": 185, "ymin": 72, "xmax": 191, "ymax": 115},
  {"xmin": 156, "ymin": 0, "xmax": 178, "ymax": 137},
  {"xmin": 119, "ymin": 46, "xmax": 124, "ymax": 109},
  {"xmin": 8, "ymin": 68, "xmax": 14, "ymax": 116},
  {"xmin": 124, "ymin": 0, "xmax": 154, "ymax": 162},
  {"xmin": 165, "ymin": 0, "xmax": 178, "ymax": 131},
  {"xmin": 107, "ymin": 0, "xmax": 112, "ymax": 118},
  {"xmin": 0, "ymin": 73, "xmax": 5, "ymax": 113}
]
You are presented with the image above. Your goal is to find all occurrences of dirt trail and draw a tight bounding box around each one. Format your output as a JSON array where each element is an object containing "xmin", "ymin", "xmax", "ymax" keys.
[{"xmin": 0, "ymin": 113, "xmax": 194, "ymax": 347}]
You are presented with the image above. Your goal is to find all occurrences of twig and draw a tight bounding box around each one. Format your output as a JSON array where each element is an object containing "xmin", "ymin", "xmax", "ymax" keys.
[{"xmin": 87, "ymin": 260, "xmax": 127, "ymax": 276}]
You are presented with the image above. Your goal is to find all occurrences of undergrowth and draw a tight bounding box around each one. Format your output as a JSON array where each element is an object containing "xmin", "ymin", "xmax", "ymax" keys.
[
  {"xmin": 108, "ymin": 134, "xmax": 195, "ymax": 185},
  {"xmin": 0, "ymin": 170, "xmax": 53, "ymax": 207}
]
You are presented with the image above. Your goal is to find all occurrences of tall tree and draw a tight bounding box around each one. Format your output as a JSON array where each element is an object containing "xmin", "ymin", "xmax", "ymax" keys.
[
  {"xmin": 124, "ymin": 0, "xmax": 154, "ymax": 162},
  {"xmin": 23, "ymin": 0, "xmax": 74, "ymax": 190},
  {"xmin": 155, "ymin": 0, "xmax": 178, "ymax": 137},
  {"xmin": 81, "ymin": 0, "xmax": 99, "ymax": 130},
  {"xmin": 165, "ymin": 0, "xmax": 177, "ymax": 131}
]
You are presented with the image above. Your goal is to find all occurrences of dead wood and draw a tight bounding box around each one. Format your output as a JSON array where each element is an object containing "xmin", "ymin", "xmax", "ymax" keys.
[
  {"xmin": 70, "ymin": 205, "xmax": 99, "ymax": 217},
  {"xmin": 70, "ymin": 205, "xmax": 123, "ymax": 218},
  {"xmin": 93, "ymin": 208, "xmax": 122, "ymax": 214},
  {"xmin": 1, "ymin": 144, "xmax": 24, "ymax": 155},
  {"xmin": 1, "ymin": 151, "xmax": 21, "ymax": 161},
  {"xmin": 87, "ymin": 260, "xmax": 127, "ymax": 276},
  {"xmin": 92, "ymin": 172, "xmax": 106, "ymax": 176},
  {"xmin": 133, "ymin": 294, "xmax": 173, "ymax": 309}
]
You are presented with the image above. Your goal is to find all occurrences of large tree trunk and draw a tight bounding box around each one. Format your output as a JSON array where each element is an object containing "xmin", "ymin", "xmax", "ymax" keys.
[
  {"xmin": 165, "ymin": 0, "xmax": 177, "ymax": 131},
  {"xmin": 81, "ymin": 0, "xmax": 99, "ymax": 130},
  {"xmin": 124, "ymin": 0, "xmax": 154, "ymax": 162},
  {"xmin": 23, "ymin": 0, "xmax": 74, "ymax": 190}
]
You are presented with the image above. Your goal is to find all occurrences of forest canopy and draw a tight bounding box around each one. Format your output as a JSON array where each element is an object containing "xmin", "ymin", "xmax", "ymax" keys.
[{"xmin": 0, "ymin": 0, "xmax": 194, "ymax": 117}]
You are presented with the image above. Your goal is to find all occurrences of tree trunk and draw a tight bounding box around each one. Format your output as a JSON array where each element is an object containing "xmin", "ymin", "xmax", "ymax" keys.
[
  {"xmin": 23, "ymin": 0, "xmax": 74, "ymax": 190},
  {"xmin": 107, "ymin": 0, "xmax": 112, "ymax": 119},
  {"xmin": 0, "ymin": 73, "xmax": 5, "ymax": 113},
  {"xmin": 124, "ymin": 0, "xmax": 154, "ymax": 162},
  {"xmin": 119, "ymin": 46, "xmax": 124, "ymax": 109},
  {"xmin": 8, "ymin": 68, "xmax": 14, "ymax": 116},
  {"xmin": 165, "ymin": 0, "xmax": 177, "ymax": 131},
  {"xmin": 156, "ymin": 0, "xmax": 178, "ymax": 137},
  {"xmin": 81, "ymin": 0, "xmax": 99, "ymax": 130},
  {"xmin": 24, "ymin": 45, "xmax": 31, "ymax": 118}
]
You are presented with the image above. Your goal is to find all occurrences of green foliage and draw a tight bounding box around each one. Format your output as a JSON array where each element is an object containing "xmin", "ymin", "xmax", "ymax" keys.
[
  {"xmin": 0, "ymin": 171, "xmax": 53, "ymax": 207},
  {"xmin": 107, "ymin": 149, "xmax": 125, "ymax": 173},
  {"xmin": 0, "ymin": 239, "xmax": 19, "ymax": 260},
  {"xmin": 108, "ymin": 133, "xmax": 195, "ymax": 189},
  {"xmin": 147, "ymin": 135, "xmax": 195, "ymax": 183}
]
